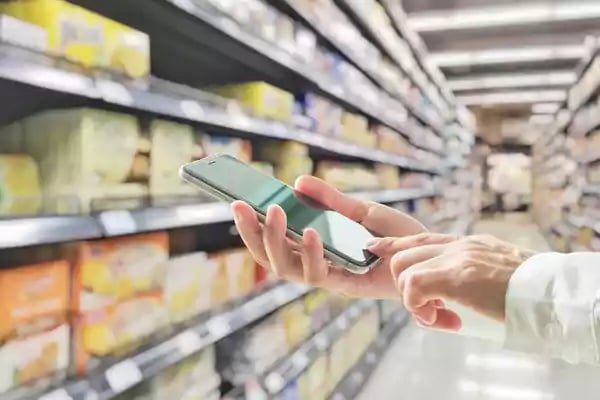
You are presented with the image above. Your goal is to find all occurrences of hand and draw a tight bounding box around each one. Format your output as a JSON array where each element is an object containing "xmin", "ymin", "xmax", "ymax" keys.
[
  {"xmin": 231, "ymin": 175, "xmax": 426, "ymax": 298},
  {"xmin": 368, "ymin": 233, "xmax": 535, "ymax": 330}
]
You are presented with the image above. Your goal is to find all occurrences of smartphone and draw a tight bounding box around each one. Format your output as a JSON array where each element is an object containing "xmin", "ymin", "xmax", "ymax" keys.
[{"xmin": 179, "ymin": 154, "xmax": 381, "ymax": 274}]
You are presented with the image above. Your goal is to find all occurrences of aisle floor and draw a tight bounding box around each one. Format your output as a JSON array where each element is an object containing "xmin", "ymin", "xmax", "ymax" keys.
[{"xmin": 357, "ymin": 213, "xmax": 600, "ymax": 400}]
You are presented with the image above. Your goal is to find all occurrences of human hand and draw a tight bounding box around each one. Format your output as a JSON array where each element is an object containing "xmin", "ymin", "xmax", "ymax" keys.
[
  {"xmin": 231, "ymin": 175, "xmax": 426, "ymax": 298},
  {"xmin": 368, "ymin": 233, "xmax": 535, "ymax": 331}
]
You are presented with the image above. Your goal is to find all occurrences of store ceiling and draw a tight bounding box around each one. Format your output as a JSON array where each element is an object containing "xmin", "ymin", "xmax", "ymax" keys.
[{"xmin": 403, "ymin": 0, "xmax": 600, "ymax": 108}]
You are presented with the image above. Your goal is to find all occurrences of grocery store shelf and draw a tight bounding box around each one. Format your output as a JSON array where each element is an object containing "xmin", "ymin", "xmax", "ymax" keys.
[
  {"xmin": 36, "ymin": 283, "xmax": 311, "ymax": 400},
  {"xmin": 0, "ymin": 188, "xmax": 438, "ymax": 249},
  {"xmin": 0, "ymin": 44, "xmax": 443, "ymax": 174},
  {"xmin": 66, "ymin": 0, "xmax": 445, "ymax": 151},
  {"xmin": 334, "ymin": 0, "xmax": 444, "ymax": 133},
  {"xmin": 0, "ymin": 215, "xmax": 102, "ymax": 249},
  {"xmin": 262, "ymin": 299, "xmax": 376, "ymax": 396},
  {"xmin": 328, "ymin": 310, "xmax": 410, "ymax": 400},
  {"xmin": 582, "ymin": 184, "xmax": 600, "ymax": 195}
]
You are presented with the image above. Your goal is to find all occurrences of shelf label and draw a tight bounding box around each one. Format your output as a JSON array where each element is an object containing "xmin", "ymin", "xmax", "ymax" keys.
[
  {"xmin": 264, "ymin": 373, "xmax": 285, "ymax": 394},
  {"xmin": 176, "ymin": 329, "xmax": 202, "ymax": 356},
  {"xmin": 39, "ymin": 389, "xmax": 73, "ymax": 400},
  {"xmin": 314, "ymin": 333, "xmax": 329, "ymax": 350},
  {"xmin": 105, "ymin": 359, "xmax": 142, "ymax": 393},
  {"xmin": 97, "ymin": 80, "xmax": 133, "ymax": 106},
  {"xmin": 206, "ymin": 316, "xmax": 231, "ymax": 338},
  {"xmin": 98, "ymin": 210, "xmax": 136, "ymax": 236},
  {"xmin": 291, "ymin": 352, "xmax": 309, "ymax": 369},
  {"xmin": 180, "ymin": 100, "xmax": 205, "ymax": 120},
  {"xmin": 337, "ymin": 316, "xmax": 349, "ymax": 330}
]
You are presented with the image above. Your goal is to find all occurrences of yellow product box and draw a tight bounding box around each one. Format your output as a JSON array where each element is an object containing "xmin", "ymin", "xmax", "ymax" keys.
[
  {"xmin": 215, "ymin": 82, "xmax": 294, "ymax": 121},
  {"xmin": 104, "ymin": 18, "xmax": 150, "ymax": 79},
  {"xmin": 278, "ymin": 300, "xmax": 310, "ymax": 348},
  {"xmin": 258, "ymin": 141, "xmax": 313, "ymax": 185},
  {"xmin": 341, "ymin": 112, "xmax": 369, "ymax": 142},
  {"xmin": 375, "ymin": 163, "xmax": 400, "ymax": 190},
  {"xmin": 75, "ymin": 292, "xmax": 169, "ymax": 373},
  {"xmin": 149, "ymin": 119, "xmax": 196, "ymax": 196},
  {"xmin": 222, "ymin": 248, "xmax": 256, "ymax": 300},
  {"xmin": 0, "ymin": 154, "xmax": 42, "ymax": 216},
  {"xmin": 0, "ymin": 260, "xmax": 70, "ymax": 393},
  {"xmin": 163, "ymin": 252, "xmax": 220, "ymax": 323},
  {"xmin": 73, "ymin": 232, "xmax": 169, "ymax": 305},
  {"xmin": 0, "ymin": 108, "xmax": 142, "ymax": 212},
  {"xmin": 0, "ymin": 0, "xmax": 150, "ymax": 77},
  {"xmin": 0, "ymin": 0, "xmax": 106, "ymax": 67}
]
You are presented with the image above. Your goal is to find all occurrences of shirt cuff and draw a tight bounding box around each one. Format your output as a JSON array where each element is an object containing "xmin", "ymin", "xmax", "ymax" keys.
[{"xmin": 504, "ymin": 252, "xmax": 600, "ymax": 364}]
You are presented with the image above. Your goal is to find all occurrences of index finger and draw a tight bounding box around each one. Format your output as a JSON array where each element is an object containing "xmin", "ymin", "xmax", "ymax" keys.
[{"xmin": 294, "ymin": 175, "xmax": 425, "ymax": 236}]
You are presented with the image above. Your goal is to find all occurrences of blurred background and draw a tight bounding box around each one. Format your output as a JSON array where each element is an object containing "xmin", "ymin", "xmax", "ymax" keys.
[{"xmin": 0, "ymin": 0, "xmax": 597, "ymax": 399}]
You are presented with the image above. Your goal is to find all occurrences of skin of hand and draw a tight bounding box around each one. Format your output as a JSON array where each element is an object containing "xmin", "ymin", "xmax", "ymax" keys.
[
  {"xmin": 231, "ymin": 175, "xmax": 427, "ymax": 299},
  {"xmin": 367, "ymin": 233, "xmax": 535, "ymax": 331}
]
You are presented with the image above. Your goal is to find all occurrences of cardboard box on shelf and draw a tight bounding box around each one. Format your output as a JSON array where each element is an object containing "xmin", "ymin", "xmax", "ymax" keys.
[
  {"xmin": 0, "ymin": 260, "xmax": 70, "ymax": 393},
  {"xmin": 0, "ymin": 108, "xmax": 144, "ymax": 213},
  {"xmin": 0, "ymin": 0, "xmax": 150, "ymax": 78},
  {"xmin": 214, "ymin": 82, "xmax": 294, "ymax": 121},
  {"xmin": 0, "ymin": 154, "xmax": 43, "ymax": 216},
  {"xmin": 149, "ymin": 119, "xmax": 197, "ymax": 197},
  {"xmin": 163, "ymin": 252, "xmax": 220, "ymax": 323}
]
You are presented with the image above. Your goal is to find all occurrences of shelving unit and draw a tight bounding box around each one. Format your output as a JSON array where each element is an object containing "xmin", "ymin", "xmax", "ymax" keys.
[
  {"xmin": 533, "ymin": 48, "xmax": 600, "ymax": 252},
  {"xmin": 0, "ymin": 0, "xmax": 476, "ymax": 399}
]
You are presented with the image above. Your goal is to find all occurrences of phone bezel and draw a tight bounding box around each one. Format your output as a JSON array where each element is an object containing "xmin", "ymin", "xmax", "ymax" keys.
[{"xmin": 179, "ymin": 154, "xmax": 380, "ymax": 274}]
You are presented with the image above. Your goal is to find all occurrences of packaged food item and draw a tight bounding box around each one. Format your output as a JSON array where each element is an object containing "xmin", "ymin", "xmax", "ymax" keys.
[
  {"xmin": 73, "ymin": 233, "xmax": 169, "ymax": 303},
  {"xmin": 104, "ymin": 18, "xmax": 151, "ymax": 79},
  {"xmin": 375, "ymin": 125, "xmax": 411, "ymax": 156},
  {"xmin": 375, "ymin": 164, "xmax": 400, "ymax": 190},
  {"xmin": 76, "ymin": 292, "xmax": 168, "ymax": 367},
  {"xmin": 219, "ymin": 313, "xmax": 288, "ymax": 386},
  {"xmin": 0, "ymin": 108, "xmax": 144, "ymax": 213},
  {"xmin": 278, "ymin": 300, "xmax": 310, "ymax": 349},
  {"xmin": 147, "ymin": 346, "xmax": 220, "ymax": 400},
  {"xmin": 0, "ymin": 154, "xmax": 42, "ymax": 216},
  {"xmin": 214, "ymin": 82, "xmax": 294, "ymax": 121},
  {"xmin": 202, "ymin": 135, "xmax": 252, "ymax": 163},
  {"xmin": 341, "ymin": 112, "xmax": 374, "ymax": 147},
  {"xmin": 0, "ymin": 0, "xmax": 150, "ymax": 77},
  {"xmin": 222, "ymin": 248, "xmax": 256, "ymax": 300},
  {"xmin": 315, "ymin": 162, "xmax": 380, "ymax": 191},
  {"xmin": 257, "ymin": 141, "xmax": 313, "ymax": 185},
  {"xmin": 0, "ymin": 261, "xmax": 70, "ymax": 393},
  {"xmin": 296, "ymin": 93, "xmax": 342, "ymax": 137},
  {"xmin": 149, "ymin": 119, "xmax": 196, "ymax": 196},
  {"xmin": 163, "ymin": 252, "xmax": 220, "ymax": 323}
]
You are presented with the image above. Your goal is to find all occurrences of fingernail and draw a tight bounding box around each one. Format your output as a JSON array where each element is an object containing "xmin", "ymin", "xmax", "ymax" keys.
[{"xmin": 366, "ymin": 238, "xmax": 380, "ymax": 250}]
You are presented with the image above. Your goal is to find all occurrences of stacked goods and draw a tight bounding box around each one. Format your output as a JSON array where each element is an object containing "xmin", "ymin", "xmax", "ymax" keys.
[
  {"xmin": 257, "ymin": 141, "xmax": 313, "ymax": 185},
  {"xmin": 72, "ymin": 233, "xmax": 170, "ymax": 374},
  {"xmin": 0, "ymin": 0, "xmax": 150, "ymax": 78},
  {"xmin": 0, "ymin": 261, "xmax": 70, "ymax": 393},
  {"xmin": 214, "ymin": 82, "xmax": 294, "ymax": 122},
  {"xmin": 0, "ymin": 154, "xmax": 43, "ymax": 216},
  {"xmin": 375, "ymin": 125, "xmax": 412, "ymax": 156},
  {"xmin": 296, "ymin": 93, "xmax": 342, "ymax": 137},
  {"xmin": 315, "ymin": 162, "xmax": 381, "ymax": 191},
  {"xmin": 0, "ymin": 108, "xmax": 145, "ymax": 213}
]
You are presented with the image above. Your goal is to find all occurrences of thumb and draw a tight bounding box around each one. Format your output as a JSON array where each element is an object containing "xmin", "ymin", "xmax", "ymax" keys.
[{"xmin": 366, "ymin": 233, "xmax": 458, "ymax": 255}]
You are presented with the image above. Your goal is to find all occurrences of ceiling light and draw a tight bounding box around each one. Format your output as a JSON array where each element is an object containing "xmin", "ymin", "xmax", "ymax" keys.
[
  {"xmin": 531, "ymin": 103, "xmax": 561, "ymax": 114},
  {"xmin": 430, "ymin": 45, "xmax": 587, "ymax": 67},
  {"xmin": 457, "ymin": 90, "xmax": 566, "ymax": 105},
  {"xmin": 448, "ymin": 71, "xmax": 576, "ymax": 91},
  {"xmin": 408, "ymin": 3, "xmax": 600, "ymax": 32}
]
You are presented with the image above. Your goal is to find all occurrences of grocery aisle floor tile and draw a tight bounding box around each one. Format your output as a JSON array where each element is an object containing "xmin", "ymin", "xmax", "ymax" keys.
[{"xmin": 356, "ymin": 213, "xmax": 600, "ymax": 400}]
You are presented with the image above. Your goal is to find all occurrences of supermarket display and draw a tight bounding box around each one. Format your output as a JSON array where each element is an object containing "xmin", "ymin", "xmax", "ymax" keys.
[
  {"xmin": 0, "ymin": 0, "xmax": 477, "ymax": 399},
  {"xmin": 533, "ymin": 48, "xmax": 600, "ymax": 252}
]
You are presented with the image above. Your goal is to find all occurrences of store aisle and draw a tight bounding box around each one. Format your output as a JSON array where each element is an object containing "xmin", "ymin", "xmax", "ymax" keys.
[{"xmin": 356, "ymin": 213, "xmax": 600, "ymax": 400}]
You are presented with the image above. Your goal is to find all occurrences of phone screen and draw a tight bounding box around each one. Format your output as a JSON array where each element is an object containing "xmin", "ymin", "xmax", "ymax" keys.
[{"xmin": 185, "ymin": 155, "xmax": 377, "ymax": 266}]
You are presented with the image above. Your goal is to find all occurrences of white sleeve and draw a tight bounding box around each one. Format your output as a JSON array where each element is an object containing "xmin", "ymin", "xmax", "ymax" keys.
[{"xmin": 504, "ymin": 252, "xmax": 600, "ymax": 364}]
